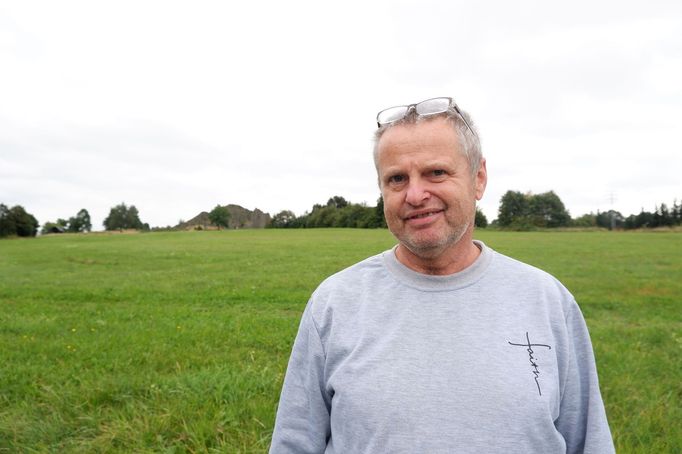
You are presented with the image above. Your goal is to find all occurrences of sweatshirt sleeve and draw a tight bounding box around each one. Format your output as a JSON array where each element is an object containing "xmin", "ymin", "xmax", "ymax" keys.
[
  {"xmin": 555, "ymin": 302, "xmax": 615, "ymax": 454},
  {"xmin": 270, "ymin": 301, "xmax": 331, "ymax": 454}
]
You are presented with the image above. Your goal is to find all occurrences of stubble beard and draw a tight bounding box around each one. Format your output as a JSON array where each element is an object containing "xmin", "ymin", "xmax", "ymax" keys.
[{"xmin": 395, "ymin": 211, "xmax": 473, "ymax": 261}]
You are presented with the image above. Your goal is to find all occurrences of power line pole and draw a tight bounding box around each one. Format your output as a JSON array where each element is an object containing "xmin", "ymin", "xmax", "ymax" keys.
[{"xmin": 608, "ymin": 192, "xmax": 617, "ymax": 230}]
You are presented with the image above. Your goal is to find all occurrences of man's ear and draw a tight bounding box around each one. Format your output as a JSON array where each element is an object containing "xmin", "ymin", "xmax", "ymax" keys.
[{"xmin": 475, "ymin": 158, "xmax": 487, "ymax": 201}]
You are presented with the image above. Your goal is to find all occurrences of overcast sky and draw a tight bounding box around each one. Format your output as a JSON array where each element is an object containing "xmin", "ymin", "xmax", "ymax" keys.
[{"xmin": 1, "ymin": 0, "xmax": 680, "ymax": 229}]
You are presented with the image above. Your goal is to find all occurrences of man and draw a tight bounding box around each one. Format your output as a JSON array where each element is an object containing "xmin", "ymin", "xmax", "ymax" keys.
[{"xmin": 270, "ymin": 97, "xmax": 614, "ymax": 453}]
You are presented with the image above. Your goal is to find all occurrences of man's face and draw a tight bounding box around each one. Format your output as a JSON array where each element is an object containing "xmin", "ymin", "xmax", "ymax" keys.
[{"xmin": 376, "ymin": 117, "xmax": 487, "ymax": 259}]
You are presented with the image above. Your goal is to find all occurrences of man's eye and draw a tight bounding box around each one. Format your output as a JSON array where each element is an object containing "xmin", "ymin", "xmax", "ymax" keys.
[
  {"xmin": 388, "ymin": 175, "xmax": 406, "ymax": 184},
  {"xmin": 432, "ymin": 169, "xmax": 446, "ymax": 177}
]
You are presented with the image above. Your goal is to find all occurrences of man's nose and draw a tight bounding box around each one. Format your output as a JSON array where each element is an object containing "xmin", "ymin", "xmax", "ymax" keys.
[{"xmin": 405, "ymin": 179, "xmax": 430, "ymax": 206}]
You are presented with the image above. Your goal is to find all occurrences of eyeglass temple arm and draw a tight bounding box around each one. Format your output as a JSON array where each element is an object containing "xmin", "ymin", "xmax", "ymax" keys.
[{"xmin": 453, "ymin": 105, "xmax": 476, "ymax": 137}]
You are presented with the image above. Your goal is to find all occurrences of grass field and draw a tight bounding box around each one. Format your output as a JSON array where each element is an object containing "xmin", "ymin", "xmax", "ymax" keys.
[{"xmin": 1, "ymin": 229, "xmax": 680, "ymax": 453}]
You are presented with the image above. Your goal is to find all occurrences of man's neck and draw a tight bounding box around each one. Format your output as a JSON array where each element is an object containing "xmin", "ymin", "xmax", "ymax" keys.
[{"xmin": 395, "ymin": 240, "xmax": 481, "ymax": 276}]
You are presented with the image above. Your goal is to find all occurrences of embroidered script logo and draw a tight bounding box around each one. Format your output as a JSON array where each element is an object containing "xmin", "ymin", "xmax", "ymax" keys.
[{"xmin": 508, "ymin": 332, "xmax": 552, "ymax": 396}]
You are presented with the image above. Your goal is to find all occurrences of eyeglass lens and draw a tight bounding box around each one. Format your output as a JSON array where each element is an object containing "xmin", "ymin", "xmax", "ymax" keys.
[
  {"xmin": 377, "ymin": 106, "xmax": 410, "ymax": 125},
  {"xmin": 415, "ymin": 98, "xmax": 451, "ymax": 116},
  {"xmin": 378, "ymin": 98, "xmax": 452, "ymax": 125}
]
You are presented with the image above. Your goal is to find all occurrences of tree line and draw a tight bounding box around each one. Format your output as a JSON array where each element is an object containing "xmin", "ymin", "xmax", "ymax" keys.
[
  {"xmin": 271, "ymin": 191, "xmax": 680, "ymax": 231},
  {"xmin": 270, "ymin": 196, "xmax": 387, "ymax": 229},
  {"xmin": 270, "ymin": 195, "xmax": 490, "ymax": 229},
  {"xmin": 0, "ymin": 203, "xmax": 148, "ymax": 238},
  {"xmin": 574, "ymin": 204, "xmax": 682, "ymax": 230},
  {"xmin": 495, "ymin": 190, "xmax": 681, "ymax": 230},
  {"xmin": 41, "ymin": 209, "xmax": 92, "ymax": 234},
  {"xmin": 2, "ymin": 192, "xmax": 680, "ymax": 238}
]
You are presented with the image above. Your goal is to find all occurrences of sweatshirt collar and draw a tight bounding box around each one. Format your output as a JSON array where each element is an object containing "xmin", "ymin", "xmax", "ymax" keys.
[{"xmin": 381, "ymin": 240, "xmax": 493, "ymax": 291}]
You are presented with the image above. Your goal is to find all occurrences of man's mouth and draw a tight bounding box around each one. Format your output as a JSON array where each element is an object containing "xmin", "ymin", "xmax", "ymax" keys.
[{"xmin": 405, "ymin": 210, "xmax": 443, "ymax": 221}]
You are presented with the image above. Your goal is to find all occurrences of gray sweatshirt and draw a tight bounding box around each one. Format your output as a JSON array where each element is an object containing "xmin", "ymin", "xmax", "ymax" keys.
[{"xmin": 270, "ymin": 241, "xmax": 614, "ymax": 453}]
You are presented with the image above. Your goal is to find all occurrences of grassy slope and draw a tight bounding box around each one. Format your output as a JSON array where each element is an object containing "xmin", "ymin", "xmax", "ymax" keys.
[{"xmin": 0, "ymin": 229, "xmax": 680, "ymax": 452}]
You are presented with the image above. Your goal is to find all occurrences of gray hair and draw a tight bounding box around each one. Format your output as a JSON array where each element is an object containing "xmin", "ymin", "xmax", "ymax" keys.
[{"xmin": 372, "ymin": 108, "xmax": 483, "ymax": 178}]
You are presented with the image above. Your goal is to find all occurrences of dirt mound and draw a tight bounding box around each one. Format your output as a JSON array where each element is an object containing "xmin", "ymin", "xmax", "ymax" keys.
[{"xmin": 175, "ymin": 204, "xmax": 271, "ymax": 230}]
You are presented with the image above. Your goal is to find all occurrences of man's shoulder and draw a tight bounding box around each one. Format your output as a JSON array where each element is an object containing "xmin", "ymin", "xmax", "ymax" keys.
[
  {"xmin": 490, "ymin": 248, "xmax": 552, "ymax": 276},
  {"xmin": 301, "ymin": 251, "xmax": 392, "ymax": 332},
  {"xmin": 315, "ymin": 251, "xmax": 387, "ymax": 295},
  {"xmin": 488, "ymin": 248, "xmax": 573, "ymax": 297},
  {"xmin": 483, "ymin": 248, "xmax": 581, "ymax": 324}
]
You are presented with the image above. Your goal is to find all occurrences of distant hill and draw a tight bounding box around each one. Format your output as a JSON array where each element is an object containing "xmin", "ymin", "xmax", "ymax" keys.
[{"xmin": 175, "ymin": 204, "xmax": 271, "ymax": 230}]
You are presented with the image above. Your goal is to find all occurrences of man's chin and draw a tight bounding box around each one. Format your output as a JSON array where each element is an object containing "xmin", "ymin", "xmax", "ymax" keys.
[
  {"xmin": 399, "ymin": 226, "xmax": 471, "ymax": 259},
  {"xmin": 400, "ymin": 237, "xmax": 450, "ymax": 260}
]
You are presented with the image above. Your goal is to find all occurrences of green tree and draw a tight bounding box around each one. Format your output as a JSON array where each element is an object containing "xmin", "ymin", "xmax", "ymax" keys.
[
  {"xmin": 367, "ymin": 196, "xmax": 387, "ymax": 228},
  {"xmin": 67, "ymin": 209, "xmax": 92, "ymax": 233},
  {"xmin": 338, "ymin": 204, "xmax": 371, "ymax": 228},
  {"xmin": 103, "ymin": 204, "xmax": 126, "ymax": 230},
  {"xmin": 596, "ymin": 210, "xmax": 624, "ymax": 230},
  {"xmin": 0, "ymin": 205, "xmax": 39, "ymax": 237},
  {"xmin": 103, "ymin": 203, "xmax": 144, "ymax": 231},
  {"xmin": 529, "ymin": 191, "xmax": 571, "ymax": 228},
  {"xmin": 497, "ymin": 191, "xmax": 529, "ymax": 227},
  {"xmin": 474, "ymin": 207, "xmax": 488, "ymax": 228},
  {"xmin": 635, "ymin": 209, "xmax": 654, "ymax": 229},
  {"xmin": 306, "ymin": 205, "xmax": 340, "ymax": 228},
  {"xmin": 125, "ymin": 206, "xmax": 143, "ymax": 230},
  {"xmin": 672, "ymin": 200, "xmax": 681, "ymax": 225},
  {"xmin": 14, "ymin": 206, "xmax": 39, "ymax": 237},
  {"xmin": 498, "ymin": 190, "xmax": 570, "ymax": 229},
  {"xmin": 658, "ymin": 203, "xmax": 675, "ymax": 226},
  {"xmin": 272, "ymin": 196, "xmax": 386, "ymax": 229},
  {"xmin": 572, "ymin": 213, "xmax": 596, "ymax": 228},
  {"xmin": 270, "ymin": 210, "xmax": 297, "ymax": 228},
  {"xmin": 327, "ymin": 196, "xmax": 349, "ymax": 209},
  {"xmin": 624, "ymin": 214, "xmax": 638, "ymax": 230},
  {"xmin": 208, "ymin": 205, "xmax": 230, "ymax": 229},
  {"xmin": 0, "ymin": 204, "xmax": 13, "ymax": 236}
]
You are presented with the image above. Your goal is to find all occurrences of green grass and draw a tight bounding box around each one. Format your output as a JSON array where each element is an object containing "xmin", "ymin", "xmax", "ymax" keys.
[{"xmin": 0, "ymin": 229, "xmax": 680, "ymax": 453}]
